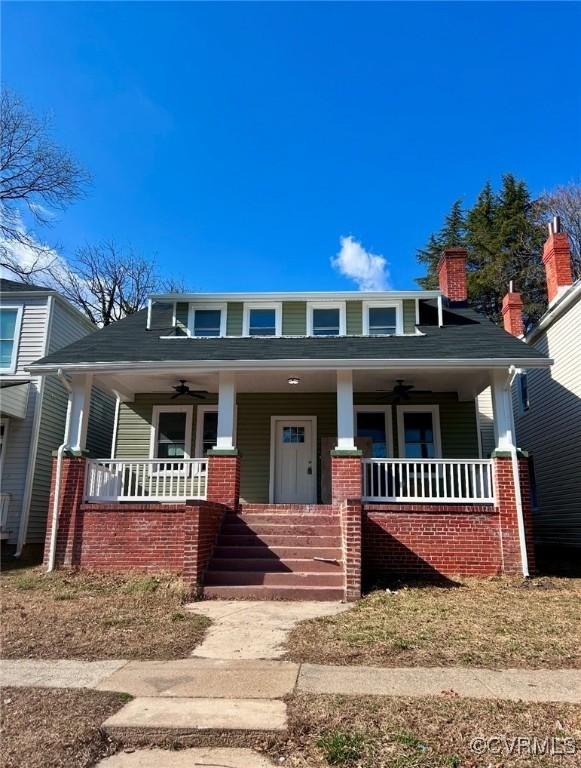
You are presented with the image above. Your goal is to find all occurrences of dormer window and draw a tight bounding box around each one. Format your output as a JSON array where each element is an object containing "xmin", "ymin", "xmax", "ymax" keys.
[
  {"xmin": 243, "ymin": 303, "xmax": 282, "ymax": 336},
  {"xmin": 189, "ymin": 304, "xmax": 226, "ymax": 337},
  {"xmin": 363, "ymin": 301, "xmax": 403, "ymax": 336},
  {"xmin": 307, "ymin": 303, "xmax": 346, "ymax": 336}
]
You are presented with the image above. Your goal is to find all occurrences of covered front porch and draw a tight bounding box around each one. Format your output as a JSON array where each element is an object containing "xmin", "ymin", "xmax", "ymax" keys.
[
  {"xmin": 43, "ymin": 363, "xmax": 533, "ymax": 598},
  {"xmin": 76, "ymin": 364, "xmax": 514, "ymax": 508}
]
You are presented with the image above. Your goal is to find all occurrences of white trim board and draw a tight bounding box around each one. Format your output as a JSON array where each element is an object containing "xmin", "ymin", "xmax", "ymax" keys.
[
  {"xmin": 396, "ymin": 404, "xmax": 442, "ymax": 459},
  {"xmin": 268, "ymin": 415, "xmax": 317, "ymax": 504}
]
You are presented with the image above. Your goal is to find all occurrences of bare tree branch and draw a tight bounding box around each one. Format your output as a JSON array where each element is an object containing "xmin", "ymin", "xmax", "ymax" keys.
[
  {"xmin": 539, "ymin": 182, "xmax": 581, "ymax": 280},
  {"xmin": 0, "ymin": 88, "xmax": 90, "ymax": 268}
]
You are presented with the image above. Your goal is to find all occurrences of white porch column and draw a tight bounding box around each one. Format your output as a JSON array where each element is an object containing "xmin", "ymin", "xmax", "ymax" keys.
[
  {"xmin": 214, "ymin": 371, "xmax": 236, "ymax": 451},
  {"xmin": 490, "ymin": 369, "xmax": 516, "ymax": 451},
  {"xmin": 65, "ymin": 374, "xmax": 93, "ymax": 452},
  {"xmin": 335, "ymin": 369, "xmax": 355, "ymax": 451}
]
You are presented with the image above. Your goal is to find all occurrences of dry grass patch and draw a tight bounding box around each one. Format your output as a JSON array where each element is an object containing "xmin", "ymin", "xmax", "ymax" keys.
[
  {"xmin": 271, "ymin": 694, "xmax": 581, "ymax": 767},
  {"xmin": 0, "ymin": 687, "xmax": 126, "ymax": 768},
  {"xmin": 1, "ymin": 566, "xmax": 209, "ymax": 660},
  {"xmin": 287, "ymin": 577, "xmax": 581, "ymax": 668}
]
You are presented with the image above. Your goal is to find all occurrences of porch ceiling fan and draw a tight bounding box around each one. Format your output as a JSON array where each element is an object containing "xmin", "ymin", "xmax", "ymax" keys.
[
  {"xmin": 376, "ymin": 379, "xmax": 432, "ymax": 404},
  {"xmin": 171, "ymin": 380, "xmax": 208, "ymax": 399}
]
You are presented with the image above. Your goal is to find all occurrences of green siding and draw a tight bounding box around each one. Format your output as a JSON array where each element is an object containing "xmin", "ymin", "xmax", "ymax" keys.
[
  {"xmin": 115, "ymin": 391, "xmax": 479, "ymax": 503},
  {"xmin": 403, "ymin": 300, "xmax": 416, "ymax": 334},
  {"xmin": 175, "ymin": 302, "xmax": 189, "ymax": 335},
  {"xmin": 226, "ymin": 303, "xmax": 243, "ymax": 336},
  {"xmin": 346, "ymin": 301, "xmax": 362, "ymax": 335},
  {"xmin": 282, "ymin": 302, "xmax": 306, "ymax": 335}
]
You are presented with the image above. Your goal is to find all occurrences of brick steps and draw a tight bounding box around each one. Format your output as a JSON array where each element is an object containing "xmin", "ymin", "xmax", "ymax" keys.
[
  {"xmin": 208, "ymin": 557, "xmax": 342, "ymax": 573},
  {"xmin": 203, "ymin": 585, "xmax": 345, "ymax": 601},
  {"xmin": 203, "ymin": 504, "xmax": 345, "ymax": 600},
  {"xmin": 205, "ymin": 570, "xmax": 343, "ymax": 587},
  {"xmin": 213, "ymin": 545, "xmax": 343, "ymax": 560},
  {"xmin": 221, "ymin": 523, "xmax": 342, "ymax": 537}
]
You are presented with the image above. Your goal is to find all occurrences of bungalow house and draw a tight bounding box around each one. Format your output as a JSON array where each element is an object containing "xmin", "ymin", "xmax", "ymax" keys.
[
  {"xmin": 499, "ymin": 220, "xmax": 580, "ymax": 573},
  {"xmin": 27, "ymin": 251, "xmax": 551, "ymax": 599},
  {"xmin": 0, "ymin": 278, "xmax": 115, "ymax": 559}
]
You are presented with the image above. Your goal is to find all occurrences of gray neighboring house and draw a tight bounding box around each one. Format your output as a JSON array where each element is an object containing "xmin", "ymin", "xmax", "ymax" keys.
[{"xmin": 0, "ymin": 278, "xmax": 115, "ymax": 558}]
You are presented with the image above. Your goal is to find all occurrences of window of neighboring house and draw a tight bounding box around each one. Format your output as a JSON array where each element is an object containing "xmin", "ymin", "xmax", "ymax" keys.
[
  {"xmin": 243, "ymin": 304, "xmax": 281, "ymax": 336},
  {"xmin": 397, "ymin": 406, "xmax": 442, "ymax": 459},
  {"xmin": 518, "ymin": 372, "xmax": 530, "ymax": 413},
  {"xmin": 308, "ymin": 304, "xmax": 345, "ymax": 336},
  {"xmin": 0, "ymin": 307, "xmax": 23, "ymax": 373},
  {"xmin": 355, "ymin": 406, "xmax": 392, "ymax": 458},
  {"xmin": 151, "ymin": 407, "xmax": 192, "ymax": 460},
  {"xmin": 190, "ymin": 306, "xmax": 226, "ymax": 337},
  {"xmin": 363, "ymin": 302, "xmax": 402, "ymax": 335}
]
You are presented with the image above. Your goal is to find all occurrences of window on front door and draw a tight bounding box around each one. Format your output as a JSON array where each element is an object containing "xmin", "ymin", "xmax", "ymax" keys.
[{"xmin": 402, "ymin": 411, "xmax": 436, "ymax": 458}]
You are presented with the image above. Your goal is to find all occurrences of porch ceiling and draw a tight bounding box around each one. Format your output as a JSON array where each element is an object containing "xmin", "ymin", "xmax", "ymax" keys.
[{"xmin": 94, "ymin": 367, "xmax": 492, "ymax": 401}]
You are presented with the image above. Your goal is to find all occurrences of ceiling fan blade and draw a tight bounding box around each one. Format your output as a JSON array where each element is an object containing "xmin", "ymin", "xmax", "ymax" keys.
[
  {"xmin": 412, "ymin": 389, "xmax": 433, "ymax": 394},
  {"xmin": 187, "ymin": 391, "xmax": 205, "ymax": 398}
]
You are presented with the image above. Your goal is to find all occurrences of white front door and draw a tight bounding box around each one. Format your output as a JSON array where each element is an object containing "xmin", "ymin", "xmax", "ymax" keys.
[{"xmin": 273, "ymin": 418, "xmax": 316, "ymax": 503}]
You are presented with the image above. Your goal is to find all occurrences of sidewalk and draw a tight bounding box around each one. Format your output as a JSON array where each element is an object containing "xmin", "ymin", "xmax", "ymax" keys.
[{"xmin": 2, "ymin": 657, "xmax": 580, "ymax": 704}]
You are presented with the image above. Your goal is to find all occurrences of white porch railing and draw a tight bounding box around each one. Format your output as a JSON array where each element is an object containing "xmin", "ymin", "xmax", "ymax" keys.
[
  {"xmin": 362, "ymin": 459, "xmax": 495, "ymax": 504},
  {"xmin": 84, "ymin": 459, "xmax": 208, "ymax": 502}
]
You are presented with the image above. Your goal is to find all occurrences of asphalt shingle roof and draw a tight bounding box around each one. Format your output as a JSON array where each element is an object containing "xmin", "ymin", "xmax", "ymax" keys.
[
  {"xmin": 0, "ymin": 278, "xmax": 51, "ymax": 293},
  {"xmin": 29, "ymin": 300, "xmax": 548, "ymax": 368}
]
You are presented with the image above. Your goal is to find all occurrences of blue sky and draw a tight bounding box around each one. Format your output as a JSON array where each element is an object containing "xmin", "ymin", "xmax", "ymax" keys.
[{"xmin": 3, "ymin": 1, "xmax": 580, "ymax": 292}]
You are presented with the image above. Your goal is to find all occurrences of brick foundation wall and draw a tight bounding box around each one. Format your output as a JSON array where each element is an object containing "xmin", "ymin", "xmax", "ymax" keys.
[
  {"xmin": 363, "ymin": 503, "xmax": 500, "ymax": 581},
  {"xmin": 43, "ymin": 456, "xmax": 226, "ymax": 591}
]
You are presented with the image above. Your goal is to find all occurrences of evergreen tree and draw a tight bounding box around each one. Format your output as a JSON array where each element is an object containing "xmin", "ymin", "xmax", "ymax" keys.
[
  {"xmin": 417, "ymin": 199, "xmax": 466, "ymax": 290},
  {"xmin": 417, "ymin": 176, "xmax": 547, "ymax": 326}
]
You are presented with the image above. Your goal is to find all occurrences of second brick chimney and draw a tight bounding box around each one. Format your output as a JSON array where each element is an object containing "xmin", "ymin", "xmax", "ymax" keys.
[
  {"xmin": 543, "ymin": 217, "xmax": 573, "ymax": 305},
  {"xmin": 438, "ymin": 247, "xmax": 468, "ymax": 304},
  {"xmin": 502, "ymin": 282, "xmax": 524, "ymax": 337}
]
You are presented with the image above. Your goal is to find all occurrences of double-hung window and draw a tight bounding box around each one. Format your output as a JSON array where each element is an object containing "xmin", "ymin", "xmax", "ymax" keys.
[
  {"xmin": 518, "ymin": 372, "xmax": 530, "ymax": 413},
  {"xmin": 363, "ymin": 302, "xmax": 402, "ymax": 336},
  {"xmin": 151, "ymin": 406, "xmax": 193, "ymax": 461},
  {"xmin": 0, "ymin": 307, "xmax": 23, "ymax": 373},
  {"xmin": 354, "ymin": 406, "xmax": 392, "ymax": 458},
  {"xmin": 243, "ymin": 303, "xmax": 281, "ymax": 336},
  {"xmin": 189, "ymin": 305, "xmax": 226, "ymax": 337},
  {"xmin": 307, "ymin": 303, "xmax": 345, "ymax": 336},
  {"xmin": 397, "ymin": 406, "xmax": 441, "ymax": 459}
]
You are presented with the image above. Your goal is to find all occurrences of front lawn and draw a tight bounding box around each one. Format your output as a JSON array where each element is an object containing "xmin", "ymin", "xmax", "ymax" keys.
[
  {"xmin": 273, "ymin": 694, "xmax": 581, "ymax": 767},
  {"xmin": 0, "ymin": 567, "xmax": 209, "ymax": 660},
  {"xmin": 286, "ymin": 577, "xmax": 581, "ymax": 668},
  {"xmin": 0, "ymin": 687, "xmax": 127, "ymax": 768}
]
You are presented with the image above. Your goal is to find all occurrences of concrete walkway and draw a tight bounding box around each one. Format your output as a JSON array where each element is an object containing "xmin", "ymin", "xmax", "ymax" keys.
[
  {"xmin": 186, "ymin": 599, "xmax": 348, "ymax": 659},
  {"xmin": 97, "ymin": 747, "xmax": 274, "ymax": 767},
  {"xmin": 3, "ymin": 658, "xmax": 580, "ymax": 704}
]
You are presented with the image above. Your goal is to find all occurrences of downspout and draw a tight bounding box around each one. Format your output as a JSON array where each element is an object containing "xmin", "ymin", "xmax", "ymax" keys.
[
  {"xmin": 47, "ymin": 369, "xmax": 73, "ymax": 572},
  {"xmin": 507, "ymin": 366, "xmax": 529, "ymax": 578}
]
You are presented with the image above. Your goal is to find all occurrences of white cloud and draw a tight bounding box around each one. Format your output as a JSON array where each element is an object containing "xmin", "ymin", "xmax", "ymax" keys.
[
  {"xmin": 331, "ymin": 235, "xmax": 391, "ymax": 291},
  {"xmin": 0, "ymin": 212, "xmax": 63, "ymax": 282}
]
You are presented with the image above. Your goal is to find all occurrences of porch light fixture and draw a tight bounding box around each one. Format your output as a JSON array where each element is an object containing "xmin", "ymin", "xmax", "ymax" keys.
[{"xmin": 287, "ymin": 377, "xmax": 301, "ymax": 385}]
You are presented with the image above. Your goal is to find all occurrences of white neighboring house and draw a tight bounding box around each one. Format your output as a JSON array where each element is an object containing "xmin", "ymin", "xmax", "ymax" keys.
[
  {"xmin": 0, "ymin": 278, "xmax": 115, "ymax": 557},
  {"xmin": 478, "ymin": 220, "xmax": 581, "ymax": 572}
]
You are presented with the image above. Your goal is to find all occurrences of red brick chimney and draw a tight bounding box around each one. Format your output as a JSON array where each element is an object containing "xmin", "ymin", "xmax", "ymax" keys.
[
  {"xmin": 438, "ymin": 248, "xmax": 468, "ymax": 304},
  {"xmin": 543, "ymin": 217, "xmax": 573, "ymax": 305},
  {"xmin": 502, "ymin": 282, "xmax": 524, "ymax": 337}
]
